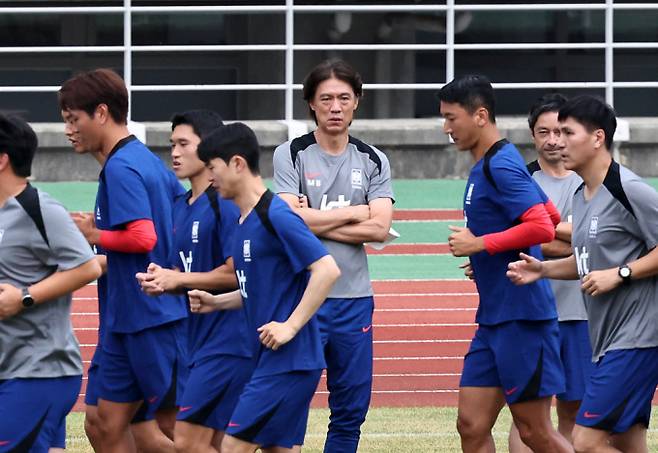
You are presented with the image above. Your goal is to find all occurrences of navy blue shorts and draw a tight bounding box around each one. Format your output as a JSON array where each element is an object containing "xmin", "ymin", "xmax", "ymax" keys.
[
  {"xmin": 557, "ymin": 320, "xmax": 593, "ymax": 402},
  {"xmin": 576, "ymin": 347, "xmax": 658, "ymax": 433},
  {"xmin": 99, "ymin": 320, "xmax": 185, "ymax": 421},
  {"xmin": 85, "ymin": 345, "xmax": 102, "ymax": 406},
  {"xmin": 226, "ymin": 369, "xmax": 322, "ymax": 448},
  {"xmin": 176, "ymin": 354, "xmax": 253, "ymax": 431},
  {"xmin": 460, "ymin": 319, "xmax": 565, "ymax": 404},
  {"xmin": 0, "ymin": 376, "xmax": 81, "ymax": 453}
]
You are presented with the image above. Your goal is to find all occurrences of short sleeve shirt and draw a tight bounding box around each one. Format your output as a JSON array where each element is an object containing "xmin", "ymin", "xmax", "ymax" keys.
[
  {"xmin": 529, "ymin": 163, "xmax": 587, "ymax": 321},
  {"xmin": 465, "ymin": 141, "xmax": 557, "ymax": 325},
  {"xmin": 171, "ymin": 187, "xmax": 251, "ymax": 363},
  {"xmin": 0, "ymin": 187, "xmax": 94, "ymax": 379},
  {"xmin": 230, "ymin": 190, "xmax": 329, "ymax": 377},
  {"xmin": 273, "ymin": 132, "xmax": 394, "ymax": 298},
  {"xmin": 95, "ymin": 136, "xmax": 188, "ymax": 333},
  {"xmin": 571, "ymin": 161, "xmax": 658, "ymax": 361}
]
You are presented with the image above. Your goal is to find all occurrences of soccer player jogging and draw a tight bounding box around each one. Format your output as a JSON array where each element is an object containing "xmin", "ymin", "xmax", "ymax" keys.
[
  {"xmin": 0, "ymin": 114, "xmax": 102, "ymax": 452},
  {"xmin": 272, "ymin": 59, "xmax": 394, "ymax": 453},
  {"xmin": 187, "ymin": 122, "xmax": 341, "ymax": 453},
  {"xmin": 509, "ymin": 94, "xmax": 593, "ymax": 452},
  {"xmin": 135, "ymin": 110, "xmax": 253, "ymax": 453},
  {"xmin": 59, "ymin": 69, "xmax": 187, "ymax": 453},
  {"xmin": 438, "ymin": 75, "xmax": 573, "ymax": 453},
  {"xmin": 508, "ymin": 95, "xmax": 658, "ymax": 453}
]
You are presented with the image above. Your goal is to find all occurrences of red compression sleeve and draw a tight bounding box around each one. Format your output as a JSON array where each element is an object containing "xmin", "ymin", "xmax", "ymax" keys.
[
  {"xmin": 544, "ymin": 199, "xmax": 561, "ymax": 227},
  {"xmin": 482, "ymin": 203, "xmax": 556, "ymax": 255},
  {"xmin": 99, "ymin": 219, "xmax": 157, "ymax": 253}
]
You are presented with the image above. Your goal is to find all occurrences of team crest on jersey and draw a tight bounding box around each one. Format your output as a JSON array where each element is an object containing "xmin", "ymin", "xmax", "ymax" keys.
[
  {"xmin": 191, "ymin": 221, "xmax": 200, "ymax": 243},
  {"xmin": 243, "ymin": 240, "xmax": 251, "ymax": 262},
  {"xmin": 351, "ymin": 169, "xmax": 363, "ymax": 187},
  {"xmin": 305, "ymin": 171, "xmax": 322, "ymax": 188},
  {"xmin": 465, "ymin": 183, "xmax": 475, "ymax": 205},
  {"xmin": 0, "ymin": 229, "xmax": 4, "ymax": 245},
  {"xmin": 588, "ymin": 216, "xmax": 599, "ymax": 238}
]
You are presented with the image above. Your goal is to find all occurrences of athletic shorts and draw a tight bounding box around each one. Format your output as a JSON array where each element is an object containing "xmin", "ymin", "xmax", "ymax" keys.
[
  {"xmin": 557, "ymin": 320, "xmax": 594, "ymax": 402},
  {"xmin": 226, "ymin": 369, "xmax": 322, "ymax": 448},
  {"xmin": 0, "ymin": 375, "xmax": 81, "ymax": 453},
  {"xmin": 460, "ymin": 319, "xmax": 565, "ymax": 404},
  {"xmin": 99, "ymin": 320, "xmax": 185, "ymax": 422},
  {"xmin": 84, "ymin": 345, "xmax": 103, "ymax": 406},
  {"xmin": 576, "ymin": 347, "xmax": 658, "ymax": 433},
  {"xmin": 177, "ymin": 354, "xmax": 253, "ymax": 431}
]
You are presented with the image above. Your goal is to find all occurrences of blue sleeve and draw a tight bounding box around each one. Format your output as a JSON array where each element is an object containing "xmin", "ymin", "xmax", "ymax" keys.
[
  {"xmin": 104, "ymin": 159, "xmax": 152, "ymax": 228},
  {"xmin": 489, "ymin": 152, "xmax": 545, "ymax": 221},
  {"xmin": 270, "ymin": 201, "xmax": 329, "ymax": 274},
  {"xmin": 217, "ymin": 197, "xmax": 240, "ymax": 263}
]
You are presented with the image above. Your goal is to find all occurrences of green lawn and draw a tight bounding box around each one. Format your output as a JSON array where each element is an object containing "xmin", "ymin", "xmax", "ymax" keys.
[{"xmin": 65, "ymin": 407, "xmax": 658, "ymax": 452}]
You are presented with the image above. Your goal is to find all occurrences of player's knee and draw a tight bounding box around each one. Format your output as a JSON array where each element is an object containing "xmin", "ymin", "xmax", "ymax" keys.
[
  {"xmin": 456, "ymin": 413, "xmax": 489, "ymax": 440},
  {"xmin": 572, "ymin": 427, "xmax": 601, "ymax": 453},
  {"xmin": 83, "ymin": 414, "xmax": 102, "ymax": 443},
  {"xmin": 220, "ymin": 435, "xmax": 244, "ymax": 453},
  {"xmin": 173, "ymin": 432, "xmax": 196, "ymax": 453},
  {"xmin": 516, "ymin": 422, "xmax": 552, "ymax": 449}
]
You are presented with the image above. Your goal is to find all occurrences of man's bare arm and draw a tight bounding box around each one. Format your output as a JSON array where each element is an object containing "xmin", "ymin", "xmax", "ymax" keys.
[
  {"xmin": 320, "ymin": 198, "xmax": 393, "ymax": 244},
  {"xmin": 279, "ymin": 192, "xmax": 370, "ymax": 235}
]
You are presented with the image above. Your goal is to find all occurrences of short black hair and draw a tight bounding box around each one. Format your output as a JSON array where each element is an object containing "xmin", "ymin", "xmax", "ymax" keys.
[
  {"xmin": 59, "ymin": 68, "xmax": 129, "ymax": 124},
  {"xmin": 303, "ymin": 59, "xmax": 363, "ymax": 124},
  {"xmin": 197, "ymin": 122, "xmax": 260, "ymax": 174},
  {"xmin": 0, "ymin": 114, "xmax": 38, "ymax": 177},
  {"xmin": 558, "ymin": 95, "xmax": 617, "ymax": 150},
  {"xmin": 436, "ymin": 74, "xmax": 497, "ymax": 123},
  {"xmin": 528, "ymin": 93, "xmax": 568, "ymax": 131},
  {"xmin": 171, "ymin": 110, "xmax": 223, "ymax": 140}
]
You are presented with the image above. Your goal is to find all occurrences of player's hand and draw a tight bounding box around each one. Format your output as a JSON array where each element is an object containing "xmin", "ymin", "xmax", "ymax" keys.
[
  {"xmin": 507, "ymin": 252, "xmax": 544, "ymax": 285},
  {"xmin": 0, "ymin": 283, "xmax": 23, "ymax": 320},
  {"xmin": 448, "ymin": 226, "xmax": 484, "ymax": 257},
  {"xmin": 257, "ymin": 321, "xmax": 297, "ymax": 351},
  {"xmin": 187, "ymin": 289, "xmax": 218, "ymax": 314},
  {"xmin": 71, "ymin": 212, "xmax": 101, "ymax": 245},
  {"xmin": 344, "ymin": 205, "xmax": 370, "ymax": 223},
  {"xmin": 581, "ymin": 268, "xmax": 622, "ymax": 297},
  {"xmin": 136, "ymin": 263, "xmax": 181, "ymax": 295},
  {"xmin": 459, "ymin": 261, "xmax": 474, "ymax": 280}
]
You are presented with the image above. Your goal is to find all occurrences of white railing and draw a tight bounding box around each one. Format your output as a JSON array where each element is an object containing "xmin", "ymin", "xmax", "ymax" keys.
[{"xmin": 2, "ymin": 2, "xmax": 658, "ymax": 132}]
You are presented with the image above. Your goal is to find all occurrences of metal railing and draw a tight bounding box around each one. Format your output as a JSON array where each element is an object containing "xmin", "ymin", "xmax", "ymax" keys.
[{"xmin": 1, "ymin": 2, "xmax": 658, "ymax": 133}]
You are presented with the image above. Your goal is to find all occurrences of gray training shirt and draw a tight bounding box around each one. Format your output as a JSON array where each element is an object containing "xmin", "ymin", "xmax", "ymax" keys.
[
  {"xmin": 529, "ymin": 164, "xmax": 588, "ymax": 321},
  {"xmin": 0, "ymin": 187, "xmax": 94, "ymax": 379},
  {"xmin": 273, "ymin": 132, "xmax": 395, "ymax": 298},
  {"xmin": 572, "ymin": 161, "xmax": 658, "ymax": 362}
]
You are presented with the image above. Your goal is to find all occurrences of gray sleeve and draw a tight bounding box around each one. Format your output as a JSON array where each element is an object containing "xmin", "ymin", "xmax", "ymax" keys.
[
  {"xmin": 33, "ymin": 194, "xmax": 95, "ymax": 271},
  {"xmin": 367, "ymin": 147, "xmax": 395, "ymax": 203},
  {"xmin": 626, "ymin": 179, "xmax": 658, "ymax": 249},
  {"xmin": 273, "ymin": 141, "xmax": 301, "ymax": 195}
]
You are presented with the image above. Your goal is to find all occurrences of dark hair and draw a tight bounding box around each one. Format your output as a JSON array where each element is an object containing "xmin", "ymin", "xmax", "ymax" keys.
[
  {"xmin": 528, "ymin": 93, "xmax": 568, "ymax": 131},
  {"xmin": 0, "ymin": 114, "xmax": 38, "ymax": 177},
  {"xmin": 197, "ymin": 122, "xmax": 260, "ymax": 174},
  {"xmin": 58, "ymin": 68, "xmax": 129, "ymax": 124},
  {"xmin": 302, "ymin": 59, "xmax": 363, "ymax": 124},
  {"xmin": 171, "ymin": 110, "xmax": 224, "ymax": 140},
  {"xmin": 558, "ymin": 95, "xmax": 617, "ymax": 150},
  {"xmin": 436, "ymin": 74, "xmax": 497, "ymax": 123}
]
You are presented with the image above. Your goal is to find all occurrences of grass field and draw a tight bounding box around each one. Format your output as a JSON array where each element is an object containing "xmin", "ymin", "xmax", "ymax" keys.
[{"xmin": 65, "ymin": 408, "xmax": 658, "ymax": 452}]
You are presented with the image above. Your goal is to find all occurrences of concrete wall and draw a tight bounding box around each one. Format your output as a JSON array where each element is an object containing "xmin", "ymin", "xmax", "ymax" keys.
[{"xmin": 31, "ymin": 118, "xmax": 658, "ymax": 181}]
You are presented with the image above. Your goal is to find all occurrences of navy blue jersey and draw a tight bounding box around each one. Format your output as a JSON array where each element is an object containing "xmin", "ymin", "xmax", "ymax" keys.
[
  {"xmin": 231, "ymin": 190, "xmax": 329, "ymax": 377},
  {"xmin": 171, "ymin": 187, "xmax": 252, "ymax": 362},
  {"xmin": 95, "ymin": 136, "xmax": 188, "ymax": 333},
  {"xmin": 464, "ymin": 140, "xmax": 557, "ymax": 325}
]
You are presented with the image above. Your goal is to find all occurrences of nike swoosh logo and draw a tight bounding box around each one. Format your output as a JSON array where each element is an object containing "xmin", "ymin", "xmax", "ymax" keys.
[
  {"xmin": 505, "ymin": 387, "xmax": 518, "ymax": 396},
  {"xmin": 0, "ymin": 441, "xmax": 10, "ymax": 446},
  {"xmin": 362, "ymin": 325, "xmax": 372, "ymax": 333},
  {"xmin": 148, "ymin": 396, "xmax": 158, "ymax": 404},
  {"xmin": 583, "ymin": 411, "xmax": 601, "ymax": 419},
  {"xmin": 228, "ymin": 422, "xmax": 240, "ymax": 427},
  {"xmin": 179, "ymin": 406, "xmax": 193, "ymax": 412}
]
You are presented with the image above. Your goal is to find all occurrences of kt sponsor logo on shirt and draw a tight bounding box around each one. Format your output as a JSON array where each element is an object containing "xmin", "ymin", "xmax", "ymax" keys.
[
  {"xmin": 96, "ymin": 207, "xmax": 102, "ymax": 221},
  {"xmin": 589, "ymin": 216, "xmax": 599, "ymax": 238},
  {"xmin": 243, "ymin": 239, "xmax": 251, "ymax": 262},
  {"xmin": 574, "ymin": 246, "xmax": 590, "ymax": 277},
  {"xmin": 236, "ymin": 270, "xmax": 248, "ymax": 298},
  {"xmin": 0, "ymin": 229, "xmax": 4, "ymax": 245},
  {"xmin": 465, "ymin": 183, "xmax": 474, "ymax": 205},
  {"xmin": 320, "ymin": 194, "xmax": 351, "ymax": 211}
]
